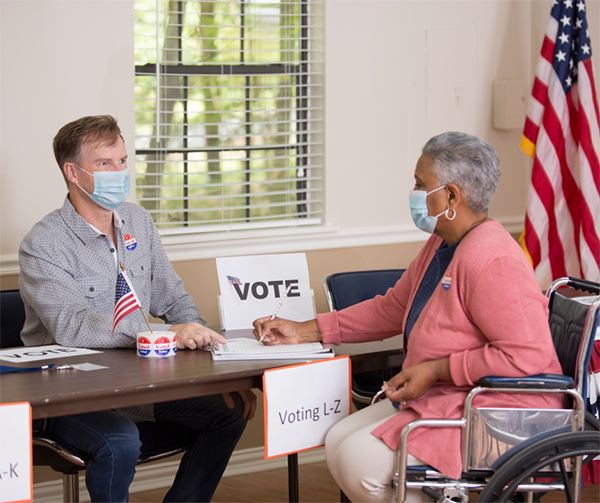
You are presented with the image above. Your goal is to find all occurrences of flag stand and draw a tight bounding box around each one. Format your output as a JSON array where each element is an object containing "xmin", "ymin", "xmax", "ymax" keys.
[{"xmin": 140, "ymin": 307, "xmax": 154, "ymax": 334}]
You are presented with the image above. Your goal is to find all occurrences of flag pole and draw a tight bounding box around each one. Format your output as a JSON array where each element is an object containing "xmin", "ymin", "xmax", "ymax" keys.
[{"xmin": 120, "ymin": 262, "xmax": 153, "ymax": 334}]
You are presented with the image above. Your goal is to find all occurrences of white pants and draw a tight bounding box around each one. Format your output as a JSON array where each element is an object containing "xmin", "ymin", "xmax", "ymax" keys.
[{"xmin": 325, "ymin": 400, "xmax": 430, "ymax": 503}]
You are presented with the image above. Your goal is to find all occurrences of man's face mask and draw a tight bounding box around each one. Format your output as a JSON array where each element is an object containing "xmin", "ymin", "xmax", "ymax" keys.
[{"xmin": 74, "ymin": 164, "xmax": 130, "ymax": 211}]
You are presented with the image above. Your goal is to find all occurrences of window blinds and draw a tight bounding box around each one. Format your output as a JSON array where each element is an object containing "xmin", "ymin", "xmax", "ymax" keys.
[{"xmin": 134, "ymin": 0, "xmax": 324, "ymax": 235}]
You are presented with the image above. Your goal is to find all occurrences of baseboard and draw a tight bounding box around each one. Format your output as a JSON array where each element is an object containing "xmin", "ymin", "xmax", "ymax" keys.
[{"xmin": 32, "ymin": 446, "xmax": 326, "ymax": 502}]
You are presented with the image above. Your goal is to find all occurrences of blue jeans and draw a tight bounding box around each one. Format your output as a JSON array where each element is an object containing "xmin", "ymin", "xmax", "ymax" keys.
[{"xmin": 38, "ymin": 393, "xmax": 247, "ymax": 502}]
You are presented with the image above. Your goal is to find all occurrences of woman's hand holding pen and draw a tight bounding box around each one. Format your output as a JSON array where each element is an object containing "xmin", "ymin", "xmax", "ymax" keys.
[
  {"xmin": 252, "ymin": 317, "xmax": 322, "ymax": 345},
  {"xmin": 382, "ymin": 358, "xmax": 451, "ymax": 404}
]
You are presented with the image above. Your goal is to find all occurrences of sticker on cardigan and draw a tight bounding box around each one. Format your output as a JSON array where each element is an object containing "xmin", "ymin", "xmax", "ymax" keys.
[
  {"xmin": 442, "ymin": 271, "xmax": 452, "ymax": 291},
  {"xmin": 124, "ymin": 234, "xmax": 137, "ymax": 251}
]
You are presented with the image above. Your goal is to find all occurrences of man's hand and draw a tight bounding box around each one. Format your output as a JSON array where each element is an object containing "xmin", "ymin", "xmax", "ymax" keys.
[
  {"xmin": 221, "ymin": 390, "xmax": 258, "ymax": 420},
  {"xmin": 169, "ymin": 323, "xmax": 226, "ymax": 350},
  {"xmin": 382, "ymin": 358, "xmax": 451, "ymax": 404}
]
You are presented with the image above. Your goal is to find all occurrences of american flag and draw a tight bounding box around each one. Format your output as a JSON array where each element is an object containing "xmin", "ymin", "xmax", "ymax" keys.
[
  {"xmin": 112, "ymin": 269, "xmax": 142, "ymax": 335},
  {"xmin": 227, "ymin": 275, "xmax": 242, "ymax": 286},
  {"xmin": 520, "ymin": 0, "xmax": 600, "ymax": 289}
]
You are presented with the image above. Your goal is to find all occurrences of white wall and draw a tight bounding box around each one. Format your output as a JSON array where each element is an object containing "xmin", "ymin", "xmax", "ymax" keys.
[
  {"xmin": 0, "ymin": 0, "xmax": 135, "ymax": 270},
  {"xmin": 328, "ymin": 1, "xmax": 471, "ymax": 228},
  {"xmin": 324, "ymin": 0, "xmax": 599, "ymax": 228},
  {"xmin": 1, "ymin": 0, "xmax": 599, "ymax": 274}
]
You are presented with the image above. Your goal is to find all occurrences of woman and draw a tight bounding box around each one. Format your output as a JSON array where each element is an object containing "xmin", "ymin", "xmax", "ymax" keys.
[{"xmin": 253, "ymin": 132, "xmax": 564, "ymax": 502}]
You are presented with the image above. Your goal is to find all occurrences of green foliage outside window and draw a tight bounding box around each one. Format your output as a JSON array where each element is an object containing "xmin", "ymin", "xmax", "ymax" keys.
[{"xmin": 134, "ymin": 0, "xmax": 321, "ymax": 232}]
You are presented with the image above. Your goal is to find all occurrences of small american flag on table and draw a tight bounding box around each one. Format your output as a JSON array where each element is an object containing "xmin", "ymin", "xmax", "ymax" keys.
[{"xmin": 112, "ymin": 269, "xmax": 142, "ymax": 335}]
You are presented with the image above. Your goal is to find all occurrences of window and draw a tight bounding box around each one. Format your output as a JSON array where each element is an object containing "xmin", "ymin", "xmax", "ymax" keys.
[{"xmin": 134, "ymin": 0, "xmax": 324, "ymax": 235}]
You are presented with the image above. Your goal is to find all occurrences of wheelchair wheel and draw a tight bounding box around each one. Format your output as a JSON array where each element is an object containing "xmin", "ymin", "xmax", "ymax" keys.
[{"xmin": 477, "ymin": 431, "xmax": 599, "ymax": 503}]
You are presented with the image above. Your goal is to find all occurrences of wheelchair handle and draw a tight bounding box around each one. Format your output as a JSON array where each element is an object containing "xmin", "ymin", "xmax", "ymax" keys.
[
  {"xmin": 548, "ymin": 277, "xmax": 600, "ymax": 296},
  {"xmin": 566, "ymin": 277, "xmax": 600, "ymax": 295}
]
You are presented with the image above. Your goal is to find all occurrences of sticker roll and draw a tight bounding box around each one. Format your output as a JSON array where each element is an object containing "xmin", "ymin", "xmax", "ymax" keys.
[{"xmin": 137, "ymin": 331, "xmax": 177, "ymax": 358}]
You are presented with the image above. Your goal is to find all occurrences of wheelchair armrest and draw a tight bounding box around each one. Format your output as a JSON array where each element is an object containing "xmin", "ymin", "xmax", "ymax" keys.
[{"xmin": 480, "ymin": 374, "xmax": 574, "ymax": 390}]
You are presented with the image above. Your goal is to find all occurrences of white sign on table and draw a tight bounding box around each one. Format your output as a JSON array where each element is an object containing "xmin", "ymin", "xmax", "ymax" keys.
[
  {"xmin": 0, "ymin": 402, "xmax": 32, "ymax": 503},
  {"xmin": 0, "ymin": 345, "xmax": 101, "ymax": 364},
  {"xmin": 263, "ymin": 356, "xmax": 352, "ymax": 459},
  {"xmin": 216, "ymin": 253, "xmax": 314, "ymax": 330}
]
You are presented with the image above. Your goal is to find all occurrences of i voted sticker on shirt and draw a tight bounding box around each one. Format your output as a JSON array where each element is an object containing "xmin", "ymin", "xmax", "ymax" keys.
[
  {"xmin": 442, "ymin": 271, "xmax": 452, "ymax": 291},
  {"xmin": 124, "ymin": 234, "xmax": 137, "ymax": 251}
]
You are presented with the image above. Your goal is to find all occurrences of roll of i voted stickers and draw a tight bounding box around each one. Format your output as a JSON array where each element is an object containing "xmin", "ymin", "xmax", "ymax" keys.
[{"xmin": 136, "ymin": 331, "xmax": 177, "ymax": 357}]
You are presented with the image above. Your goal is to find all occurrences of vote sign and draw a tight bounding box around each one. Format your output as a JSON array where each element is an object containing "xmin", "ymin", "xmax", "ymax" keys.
[
  {"xmin": 216, "ymin": 253, "xmax": 314, "ymax": 330},
  {"xmin": 0, "ymin": 403, "xmax": 32, "ymax": 503},
  {"xmin": 263, "ymin": 356, "xmax": 352, "ymax": 459}
]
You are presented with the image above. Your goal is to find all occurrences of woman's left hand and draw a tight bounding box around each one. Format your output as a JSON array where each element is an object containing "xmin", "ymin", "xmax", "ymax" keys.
[{"xmin": 383, "ymin": 358, "xmax": 451, "ymax": 404}]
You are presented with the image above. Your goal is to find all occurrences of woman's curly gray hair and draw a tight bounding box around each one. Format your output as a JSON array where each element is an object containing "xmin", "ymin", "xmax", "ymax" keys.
[{"xmin": 422, "ymin": 132, "xmax": 501, "ymax": 214}]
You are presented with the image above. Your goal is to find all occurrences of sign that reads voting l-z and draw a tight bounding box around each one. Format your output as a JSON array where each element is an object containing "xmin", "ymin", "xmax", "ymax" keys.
[
  {"xmin": 0, "ymin": 402, "xmax": 32, "ymax": 503},
  {"xmin": 216, "ymin": 253, "xmax": 314, "ymax": 330},
  {"xmin": 263, "ymin": 356, "xmax": 352, "ymax": 459}
]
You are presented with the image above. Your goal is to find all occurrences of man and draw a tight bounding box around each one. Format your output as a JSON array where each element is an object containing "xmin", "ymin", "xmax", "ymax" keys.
[{"xmin": 19, "ymin": 115, "xmax": 256, "ymax": 502}]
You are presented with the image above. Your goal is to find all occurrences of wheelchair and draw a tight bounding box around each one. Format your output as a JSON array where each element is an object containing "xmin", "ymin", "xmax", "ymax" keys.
[{"xmin": 387, "ymin": 276, "xmax": 600, "ymax": 503}]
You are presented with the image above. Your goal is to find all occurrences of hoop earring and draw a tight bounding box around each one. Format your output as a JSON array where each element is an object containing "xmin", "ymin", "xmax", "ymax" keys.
[{"xmin": 446, "ymin": 208, "xmax": 457, "ymax": 221}]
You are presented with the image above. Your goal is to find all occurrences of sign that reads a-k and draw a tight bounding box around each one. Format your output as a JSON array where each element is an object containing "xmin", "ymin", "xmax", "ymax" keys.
[
  {"xmin": 0, "ymin": 402, "xmax": 32, "ymax": 503},
  {"xmin": 216, "ymin": 253, "xmax": 314, "ymax": 330}
]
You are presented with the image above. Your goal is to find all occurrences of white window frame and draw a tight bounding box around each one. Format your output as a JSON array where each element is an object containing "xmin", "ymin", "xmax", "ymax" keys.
[{"xmin": 134, "ymin": 0, "xmax": 324, "ymax": 239}]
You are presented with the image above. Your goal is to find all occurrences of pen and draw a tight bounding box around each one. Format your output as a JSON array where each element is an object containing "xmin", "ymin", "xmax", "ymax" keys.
[
  {"xmin": 260, "ymin": 285, "xmax": 292, "ymax": 343},
  {"xmin": 0, "ymin": 363, "xmax": 57, "ymax": 374}
]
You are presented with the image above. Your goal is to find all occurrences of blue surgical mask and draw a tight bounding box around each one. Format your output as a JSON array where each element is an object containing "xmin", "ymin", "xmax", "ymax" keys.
[
  {"xmin": 409, "ymin": 185, "xmax": 454, "ymax": 234},
  {"xmin": 74, "ymin": 165, "xmax": 130, "ymax": 211}
]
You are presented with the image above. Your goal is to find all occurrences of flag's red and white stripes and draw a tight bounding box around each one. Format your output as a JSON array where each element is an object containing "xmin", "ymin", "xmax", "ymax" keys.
[
  {"xmin": 521, "ymin": 1, "xmax": 600, "ymax": 289},
  {"xmin": 112, "ymin": 270, "xmax": 142, "ymax": 336}
]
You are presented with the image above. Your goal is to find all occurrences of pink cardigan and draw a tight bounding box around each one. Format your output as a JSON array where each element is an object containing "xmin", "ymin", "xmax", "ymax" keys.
[{"xmin": 317, "ymin": 221, "xmax": 564, "ymax": 478}]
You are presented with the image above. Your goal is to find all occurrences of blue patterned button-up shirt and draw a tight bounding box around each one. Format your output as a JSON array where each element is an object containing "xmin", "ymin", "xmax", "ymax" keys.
[{"xmin": 19, "ymin": 197, "xmax": 205, "ymax": 348}]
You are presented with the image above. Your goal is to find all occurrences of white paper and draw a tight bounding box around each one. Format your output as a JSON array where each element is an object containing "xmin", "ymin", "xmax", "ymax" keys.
[
  {"xmin": 263, "ymin": 357, "xmax": 351, "ymax": 459},
  {"xmin": 0, "ymin": 402, "xmax": 32, "ymax": 503},
  {"xmin": 70, "ymin": 363, "xmax": 109, "ymax": 371},
  {"xmin": 216, "ymin": 253, "xmax": 314, "ymax": 330},
  {"xmin": 211, "ymin": 338, "xmax": 334, "ymax": 361},
  {"xmin": 0, "ymin": 345, "xmax": 101, "ymax": 363}
]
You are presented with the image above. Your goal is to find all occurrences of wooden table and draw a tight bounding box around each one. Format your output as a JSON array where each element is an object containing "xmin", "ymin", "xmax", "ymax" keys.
[
  {"xmin": 0, "ymin": 333, "xmax": 403, "ymax": 501},
  {"xmin": 0, "ymin": 334, "xmax": 403, "ymax": 420}
]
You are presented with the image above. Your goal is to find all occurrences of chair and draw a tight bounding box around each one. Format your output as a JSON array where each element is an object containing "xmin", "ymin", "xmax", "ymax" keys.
[
  {"xmin": 0, "ymin": 289, "xmax": 26, "ymax": 348},
  {"xmin": 388, "ymin": 276, "xmax": 600, "ymax": 503},
  {"xmin": 0, "ymin": 289, "xmax": 192, "ymax": 503},
  {"xmin": 322, "ymin": 269, "xmax": 405, "ymax": 409}
]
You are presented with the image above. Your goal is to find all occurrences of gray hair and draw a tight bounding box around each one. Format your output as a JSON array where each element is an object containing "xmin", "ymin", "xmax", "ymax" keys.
[{"xmin": 422, "ymin": 132, "xmax": 501, "ymax": 214}]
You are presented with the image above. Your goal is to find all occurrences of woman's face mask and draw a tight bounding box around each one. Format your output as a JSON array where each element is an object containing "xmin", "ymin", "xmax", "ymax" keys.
[
  {"xmin": 409, "ymin": 185, "xmax": 455, "ymax": 234},
  {"xmin": 74, "ymin": 164, "xmax": 130, "ymax": 211}
]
